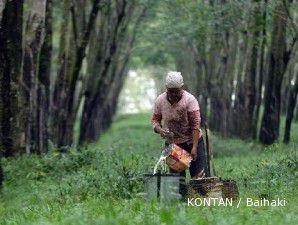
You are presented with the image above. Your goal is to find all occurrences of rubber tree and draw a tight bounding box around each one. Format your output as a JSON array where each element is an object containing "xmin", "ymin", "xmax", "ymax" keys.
[
  {"xmin": 37, "ymin": 0, "xmax": 53, "ymax": 153},
  {"xmin": 22, "ymin": 0, "xmax": 47, "ymax": 154},
  {"xmin": 0, "ymin": 0, "xmax": 24, "ymax": 156},
  {"xmin": 0, "ymin": 0, "xmax": 4, "ymax": 188},
  {"xmin": 233, "ymin": 0, "xmax": 262, "ymax": 139},
  {"xmin": 79, "ymin": 0, "xmax": 147, "ymax": 144},
  {"xmin": 51, "ymin": 0, "xmax": 102, "ymax": 147},
  {"xmin": 259, "ymin": 0, "xmax": 296, "ymax": 144},
  {"xmin": 252, "ymin": 0, "xmax": 267, "ymax": 139},
  {"xmin": 284, "ymin": 66, "xmax": 298, "ymax": 143}
]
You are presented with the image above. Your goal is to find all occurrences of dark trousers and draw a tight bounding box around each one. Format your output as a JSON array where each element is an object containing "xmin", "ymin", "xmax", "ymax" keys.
[{"xmin": 166, "ymin": 136, "xmax": 210, "ymax": 197}]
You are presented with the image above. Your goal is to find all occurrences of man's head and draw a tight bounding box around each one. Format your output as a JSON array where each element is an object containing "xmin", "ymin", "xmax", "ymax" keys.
[{"xmin": 165, "ymin": 71, "xmax": 184, "ymax": 103}]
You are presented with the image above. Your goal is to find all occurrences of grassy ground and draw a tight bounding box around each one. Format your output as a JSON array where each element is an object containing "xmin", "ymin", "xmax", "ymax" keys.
[{"xmin": 0, "ymin": 113, "xmax": 297, "ymax": 225}]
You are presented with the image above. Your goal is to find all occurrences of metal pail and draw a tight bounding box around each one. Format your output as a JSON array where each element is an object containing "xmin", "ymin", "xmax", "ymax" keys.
[{"xmin": 143, "ymin": 172, "xmax": 181, "ymax": 203}]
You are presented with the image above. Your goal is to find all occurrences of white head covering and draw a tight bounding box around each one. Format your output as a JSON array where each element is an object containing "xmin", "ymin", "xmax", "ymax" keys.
[{"xmin": 165, "ymin": 71, "xmax": 184, "ymax": 88}]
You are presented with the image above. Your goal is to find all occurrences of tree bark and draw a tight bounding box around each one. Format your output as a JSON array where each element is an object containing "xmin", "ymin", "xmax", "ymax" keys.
[
  {"xmin": 0, "ymin": 0, "xmax": 5, "ymax": 187},
  {"xmin": 37, "ymin": 0, "xmax": 52, "ymax": 153},
  {"xmin": 296, "ymin": 102, "xmax": 298, "ymax": 122},
  {"xmin": 79, "ymin": 0, "xmax": 130, "ymax": 143},
  {"xmin": 231, "ymin": 30, "xmax": 250, "ymax": 136},
  {"xmin": 0, "ymin": 155, "xmax": 2, "ymax": 188},
  {"xmin": 51, "ymin": 0, "xmax": 69, "ymax": 147},
  {"xmin": 252, "ymin": 0, "xmax": 267, "ymax": 139},
  {"xmin": 209, "ymin": 31, "xmax": 232, "ymax": 137},
  {"xmin": 283, "ymin": 69, "xmax": 298, "ymax": 143},
  {"xmin": 0, "ymin": 0, "xmax": 4, "ymax": 21},
  {"xmin": 79, "ymin": 0, "xmax": 146, "ymax": 144},
  {"xmin": 22, "ymin": 0, "xmax": 46, "ymax": 154},
  {"xmin": 259, "ymin": 0, "xmax": 290, "ymax": 144},
  {"xmin": 0, "ymin": 0, "xmax": 24, "ymax": 157},
  {"xmin": 236, "ymin": 0, "xmax": 261, "ymax": 139},
  {"xmin": 63, "ymin": 0, "xmax": 102, "ymax": 144},
  {"xmin": 51, "ymin": 0, "xmax": 102, "ymax": 148}
]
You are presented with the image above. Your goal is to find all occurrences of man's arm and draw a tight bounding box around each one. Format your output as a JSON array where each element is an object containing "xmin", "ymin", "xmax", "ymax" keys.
[
  {"xmin": 192, "ymin": 129, "xmax": 200, "ymax": 149},
  {"xmin": 151, "ymin": 98, "xmax": 167, "ymax": 137},
  {"xmin": 191, "ymin": 129, "xmax": 200, "ymax": 160},
  {"xmin": 152, "ymin": 114, "xmax": 172, "ymax": 139},
  {"xmin": 151, "ymin": 97, "xmax": 174, "ymax": 140},
  {"xmin": 152, "ymin": 113, "xmax": 162, "ymax": 134},
  {"xmin": 188, "ymin": 110, "xmax": 201, "ymax": 160}
]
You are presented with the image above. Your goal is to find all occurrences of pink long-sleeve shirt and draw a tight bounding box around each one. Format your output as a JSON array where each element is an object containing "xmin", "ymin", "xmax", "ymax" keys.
[{"xmin": 151, "ymin": 90, "xmax": 202, "ymax": 144}]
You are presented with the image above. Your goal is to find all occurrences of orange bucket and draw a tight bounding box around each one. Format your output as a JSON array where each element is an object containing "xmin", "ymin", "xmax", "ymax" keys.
[{"xmin": 164, "ymin": 144, "xmax": 193, "ymax": 172}]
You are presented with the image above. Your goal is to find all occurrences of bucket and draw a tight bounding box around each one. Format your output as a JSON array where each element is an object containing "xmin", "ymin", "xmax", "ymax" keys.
[
  {"xmin": 163, "ymin": 144, "xmax": 192, "ymax": 172},
  {"xmin": 143, "ymin": 172, "xmax": 181, "ymax": 203}
]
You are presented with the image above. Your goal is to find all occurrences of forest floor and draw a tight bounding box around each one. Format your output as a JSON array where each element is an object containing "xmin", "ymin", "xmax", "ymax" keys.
[{"xmin": 0, "ymin": 114, "xmax": 298, "ymax": 225}]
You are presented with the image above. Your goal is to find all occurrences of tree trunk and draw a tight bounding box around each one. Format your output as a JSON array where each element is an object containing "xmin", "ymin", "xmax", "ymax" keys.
[
  {"xmin": 0, "ymin": 0, "xmax": 5, "ymax": 187},
  {"xmin": 61, "ymin": 0, "xmax": 102, "ymax": 145},
  {"xmin": 259, "ymin": 1, "xmax": 290, "ymax": 144},
  {"xmin": 0, "ymin": 0, "xmax": 24, "ymax": 157},
  {"xmin": 283, "ymin": 70, "xmax": 298, "ymax": 143},
  {"xmin": 22, "ymin": 0, "xmax": 46, "ymax": 154},
  {"xmin": 0, "ymin": 0, "xmax": 4, "ymax": 21},
  {"xmin": 79, "ymin": 1, "xmax": 146, "ymax": 144},
  {"xmin": 237, "ymin": 0, "xmax": 261, "ymax": 139},
  {"xmin": 208, "ymin": 0, "xmax": 236, "ymax": 137},
  {"xmin": 37, "ymin": 0, "xmax": 52, "ymax": 153},
  {"xmin": 231, "ymin": 30, "xmax": 250, "ymax": 136},
  {"xmin": 295, "ymin": 102, "xmax": 298, "ymax": 122},
  {"xmin": 51, "ymin": 0, "xmax": 101, "ymax": 148},
  {"xmin": 209, "ymin": 31, "xmax": 231, "ymax": 137},
  {"xmin": 79, "ymin": 0, "xmax": 130, "ymax": 143},
  {"xmin": 0, "ymin": 157, "xmax": 2, "ymax": 188},
  {"xmin": 51, "ymin": 0, "xmax": 69, "ymax": 147},
  {"xmin": 252, "ymin": 0, "xmax": 267, "ymax": 139}
]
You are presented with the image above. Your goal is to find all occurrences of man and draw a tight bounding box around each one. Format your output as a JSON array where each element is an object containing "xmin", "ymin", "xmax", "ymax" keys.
[{"xmin": 151, "ymin": 71, "xmax": 209, "ymax": 195}]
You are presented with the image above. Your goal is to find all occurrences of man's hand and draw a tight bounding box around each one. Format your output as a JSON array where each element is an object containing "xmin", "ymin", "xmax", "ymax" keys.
[
  {"xmin": 160, "ymin": 129, "xmax": 174, "ymax": 140},
  {"xmin": 191, "ymin": 146, "xmax": 198, "ymax": 161},
  {"xmin": 155, "ymin": 126, "xmax": 174, "ymax": 140}
]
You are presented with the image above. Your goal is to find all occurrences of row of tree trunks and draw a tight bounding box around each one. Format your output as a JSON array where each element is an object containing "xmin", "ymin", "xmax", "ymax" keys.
[
  {"xmin": 79, "ymin": 0, "xmax": 146, "ymax": 144},
  {"xmin": 51, "ymin": 0, "xmax": 102, "ymax": 147},
  {"xmin": 62, "ymin": 0, "xmax": 102, "ymax": 146},
  {"xmin": 0, "ymin": 0, "xmax": 148, "ymax": 161},
  {"xmin": 78, "ymin": 0, "xmax": 124, "ymax": 143},
  {"xmin": 171, "ymin": 0, "xmax": 297, "ymax": 145},
  {"xmin": 190, "ymin": 0, "xmax": 296, "ymax": 144},
  {"xmin": 194, "ymin": 0, "xmax": 235, "ymax": 136},
  {"xmin": 100, "ymin": 8, "xmax": 144, "ymax": 133}
]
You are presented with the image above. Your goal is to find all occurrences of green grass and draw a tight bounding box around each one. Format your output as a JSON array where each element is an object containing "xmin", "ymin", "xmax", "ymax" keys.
[{"xmin": 0, "ymin": 113, "xmax": 297, "ymax": 225}]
